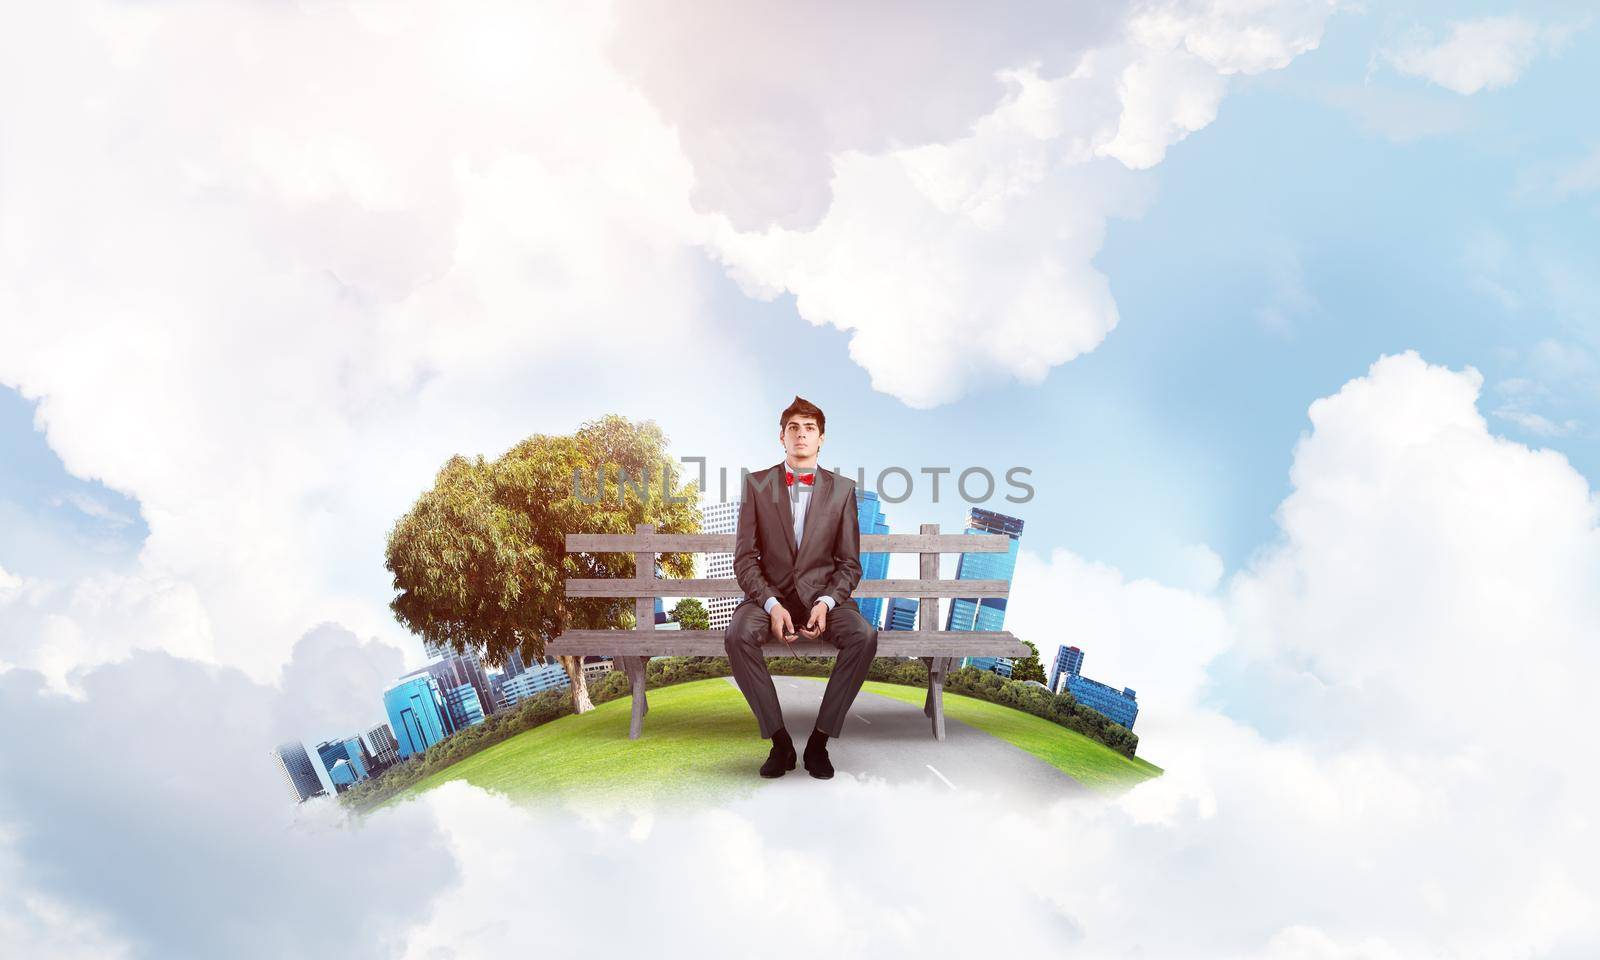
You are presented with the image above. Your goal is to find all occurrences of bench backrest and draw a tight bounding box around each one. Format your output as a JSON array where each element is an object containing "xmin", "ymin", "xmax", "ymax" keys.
[{"xmin": 564, "ymin": 522, "xmax": 1011, "ymax": 636}]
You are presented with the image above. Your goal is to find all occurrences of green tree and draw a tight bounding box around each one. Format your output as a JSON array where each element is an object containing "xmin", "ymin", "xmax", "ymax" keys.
[
  {"xmin": 1010, "ymin": 639, "xmax": 1047, "ymax": 684},
  {"xmin": 669, "ymin": 598, "xmax": 711, "ymax": 630},
  {"xmin": 385, "ymin": 414, "xmax": 701, "ymax": 713}
]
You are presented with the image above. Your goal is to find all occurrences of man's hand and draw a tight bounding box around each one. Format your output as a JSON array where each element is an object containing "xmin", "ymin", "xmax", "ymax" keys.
[
  {"xmin": 798, "ymin": 600, "xmax": 828, "ymax": 640},
  {"xmin": 769, "ymin": 605, "xmax": 799, "ymax": 650}
]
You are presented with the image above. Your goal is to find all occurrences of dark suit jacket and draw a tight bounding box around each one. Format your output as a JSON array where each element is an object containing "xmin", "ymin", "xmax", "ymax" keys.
[{"xmin": 733, "ymin": 462, "xmax": 863, "ymax": 615}]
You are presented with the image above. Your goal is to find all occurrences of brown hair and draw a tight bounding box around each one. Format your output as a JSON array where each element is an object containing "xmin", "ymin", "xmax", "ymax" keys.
[{"xmin": 778, "ymin": 395, "xmax": 825, "ymax": 435}]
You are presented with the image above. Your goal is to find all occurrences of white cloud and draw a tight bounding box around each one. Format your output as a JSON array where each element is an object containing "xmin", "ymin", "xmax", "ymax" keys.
[
  {"xmin": 0, "ymin": 831, "xmax": 132, "ymax": 960},
  {"xmin": 707, "ymin": 66, "xmax": 1144, "ymax": 409},
  {"xmin": 0, "ymin": 567, "xmax": 214, "ymax": 694},
  {"xmin": 706, "ymin": 2, "xmax": 1341, "ymax": 407},
  {"xmin": 1001, "ymin": 350, "xmax": 1600, "ymax": 954},
  {"xmin": 1486, "ymin": 339, "xmax": 1595, "ymax": 442},
  {"xmin": 0, "ymin": 0, "xmax": 749, "ymax": 682},
  {"xmin": 1228, "ymin": 351, "xmax": 1598, "ymax": 750},
  {"xmin": 0, "ymin": 636, "xmax": 457, "ymax": 958},
  {"xmin": 1382, "ymin": 16, "xmax": 1579, "ymax": 95},
  {"xmin": 1131, "ymin": 0, "xmax": 1338, "ymax": 76},
  {"xmin": 1324, "ymin": 84, "xmax": 1472, "ymax": 143},
  {"xmin": 1492, "ymin": 407, "xmax": 1580, "ymax": 437},
  {"xmin": 604, "ymin": 0, "xmax": 1125, "ymax": 232},
  {"xmin": 0, "ymin": 565, "xmax": 21, "ymax": 603},
  {"xmin": 47, "ymin": 491, "xmax": 136, "ymax": 527}
]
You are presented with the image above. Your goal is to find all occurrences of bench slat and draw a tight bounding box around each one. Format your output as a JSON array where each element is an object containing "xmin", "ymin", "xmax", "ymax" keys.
[
  {"xmin": 565, "ymin": 533, "xmax": 1011, "ymax": 553},
  {"xmin": 565, "ymin": 578, "xmax": 1010, "ymax": 598},
  {"xmin": 547, "ymin": 630, "xmax": 1029, "ymax": 658}
]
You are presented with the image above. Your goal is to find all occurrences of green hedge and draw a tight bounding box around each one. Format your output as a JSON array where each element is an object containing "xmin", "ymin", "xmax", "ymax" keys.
[{"xmin": 756, "ymin": 656, "xmax": 1139, "ymax": 758}]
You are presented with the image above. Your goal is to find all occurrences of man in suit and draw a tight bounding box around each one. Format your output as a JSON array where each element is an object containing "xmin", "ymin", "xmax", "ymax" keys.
[{"xmin": 725, "ymin": 395, "xmax": 879, "ymax": 779}]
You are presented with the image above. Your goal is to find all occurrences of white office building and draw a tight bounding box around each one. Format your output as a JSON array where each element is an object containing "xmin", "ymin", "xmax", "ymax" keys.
[
  {"xmin": 582, "ymin": 658, "xmax": 614, "ymax": 685},
  {"xmin": 498, "ymin": 659, "xmax": 572, "ymax": 707},
  {"xmin": 700, "ymin": 498, "xmax": 741, "ymax": 632}
]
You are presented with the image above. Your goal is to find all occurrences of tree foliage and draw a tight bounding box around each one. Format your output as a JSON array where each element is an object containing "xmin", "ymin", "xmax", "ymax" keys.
[
  {"xmin": 1009, "ymin": 639, "xmax": 1048, "ymax": 684},
  {"xmin": 669, "ymin": 598, "xmax": 711, "ymax": 630},
  {"xmin": 384, "ymin": 414, "xmax": 702, "ymax": 711}
]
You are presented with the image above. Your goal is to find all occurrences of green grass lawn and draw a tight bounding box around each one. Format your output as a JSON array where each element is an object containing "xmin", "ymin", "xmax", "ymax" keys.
[
  {"xmin": 390, "ymin": 676, "xmax": 1162, "ymax": 811},
  {"xmin": 858, "ymin": 680, "xmax": 1163, "ymax": 792},
  {"xmin": 392, "ymin": 678, "xmax": 769, "ymax": 813}
]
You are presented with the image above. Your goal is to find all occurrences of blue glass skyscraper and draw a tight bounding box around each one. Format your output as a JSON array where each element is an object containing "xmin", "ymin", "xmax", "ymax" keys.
[
  {"xmin": 384, "ymin": 674, "xmax": 456, "ymax": 758},
  {"xmin": 341, "ymin": 737, "xmax": 370, "ymax": 779},
  {"xmin": 882, "ymin": 596, "xmax": 918, "ymax": 631},
  {"xmin": 1064, "ymin": 675, "xmax": 1139, "ymax": 729},
  {"xmin": 855, "ymin": 489, "xmax": 890, "ymax": 629},
  {"xmin": 328, "ymin": 759, "xmax": 359, "ymax": 792},
  {"xmin": 273, "ymin": 740, "xmax": 326, "ymax": 803},
  {"xmin": 314, "ymin": 737, "xmax": 370, "ymax": 784},
  {"xmin": 443, "ymin": 682, "xmax": 486, "ymax": 729},
  {"xmin": 947, "ymin": 508, "xmax": 1023, "ymax": 675}
]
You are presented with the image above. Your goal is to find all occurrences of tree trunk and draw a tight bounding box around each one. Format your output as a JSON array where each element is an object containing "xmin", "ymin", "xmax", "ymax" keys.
[{"xmin": 559, "ymin": 655, "xmax": 595, "ymax": 713}]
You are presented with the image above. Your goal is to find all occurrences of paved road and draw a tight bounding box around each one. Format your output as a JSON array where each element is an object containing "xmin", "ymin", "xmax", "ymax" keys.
[{"xmin": 722, "ymin": 675, "xmax": 1088, "ymax": 807}]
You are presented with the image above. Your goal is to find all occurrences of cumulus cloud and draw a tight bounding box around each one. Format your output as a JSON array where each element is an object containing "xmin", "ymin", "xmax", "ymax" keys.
[
  {"xmin": 703, "ymin": 0, "xmax": 1340, "ymax": 408},
  {"xmin": 0, "ymin": 566, "xmax": 214, "ymax": 694},
  {"xmin": 0, "ymin": 639, "xmax": 456, "ymax": 958},
  {"xmin": 605, "ymin": 0, "xmax": 1123, "ymax": 232},
  {"xmin": 706, "ymin": 67, "xmax": 1144, "ymax": 409},
  {"xmin": 271, "ymin": 623, "xmax": 409, "ymax": 744},
  {"xmin": 0, "ymin": 831, "xmax": 131, "ymax": 960},
  {"xmin": 1382, "ymin": 15, "xmax": 1580, "ymax": 95},
  {"xmin": 0, "ymin": 0, "xmax": 753, "ymax": 682},
  {"xmin": 1001, "ymin": 350, "xmax": 1600, "ymax": 954},
  {"xmin": 1226, "ymin": 352, "xmax": 1598, "ymax": 748}
]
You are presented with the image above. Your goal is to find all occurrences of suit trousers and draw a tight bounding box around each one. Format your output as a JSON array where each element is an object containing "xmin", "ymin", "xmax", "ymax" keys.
[{"xmin": 724, "ymin": 596, "xmax": 880, "ymax": 738}]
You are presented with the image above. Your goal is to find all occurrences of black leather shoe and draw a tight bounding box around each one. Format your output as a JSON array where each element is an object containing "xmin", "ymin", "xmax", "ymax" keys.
[
  {"xmin": 803, "ymin": 740, "xmax": 834, "ymax": 779},
  {"xmin": 760, "ymin": 740, "xmax": 797, "ymax": 778}
]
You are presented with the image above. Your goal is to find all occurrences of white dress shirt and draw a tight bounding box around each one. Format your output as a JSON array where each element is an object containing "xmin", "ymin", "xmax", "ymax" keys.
[{"xmin": 763, "ymin": 458, "xmax": 837, "ymax": 617}]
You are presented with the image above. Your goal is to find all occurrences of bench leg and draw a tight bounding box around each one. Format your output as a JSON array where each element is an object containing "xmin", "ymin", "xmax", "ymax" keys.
[
  {"xmin": 619, "ymin": 656, "xmax": 648, "ymax": 739},
  {"xmin": 922, "ymin": 656, "xmax": 948, "ymax": 741}
]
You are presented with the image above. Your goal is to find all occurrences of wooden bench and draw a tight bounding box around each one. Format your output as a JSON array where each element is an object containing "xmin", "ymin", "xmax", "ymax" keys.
[{"xmin": 548, "ymin": 522, "xmax": 1028, "ymax": 740}]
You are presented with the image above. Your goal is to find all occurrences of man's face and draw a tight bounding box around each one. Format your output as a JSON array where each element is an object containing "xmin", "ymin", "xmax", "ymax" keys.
[{"xmin": 781, "ymin": 416, "xmax": 821, "ymax": 461}]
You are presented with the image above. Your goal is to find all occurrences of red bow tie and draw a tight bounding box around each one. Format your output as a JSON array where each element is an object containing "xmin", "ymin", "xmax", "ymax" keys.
[{"xmin": 785, "ymin": 470, "xmax": 815, "ymax": 487}]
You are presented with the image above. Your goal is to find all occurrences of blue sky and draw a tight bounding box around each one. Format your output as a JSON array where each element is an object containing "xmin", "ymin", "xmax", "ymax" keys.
[{"xmin": 0, "ymin": 389, "xmax": 147, "ymax": 578}]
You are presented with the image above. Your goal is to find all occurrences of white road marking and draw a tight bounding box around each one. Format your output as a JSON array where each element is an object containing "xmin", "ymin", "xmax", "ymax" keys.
[
  {"xmin": 926, "ymin": 764, "xmax": 956, "ymax": 790},
  {"xmin": 853, "ymin": 713, "xmax": 871, "ymax": 724}
]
